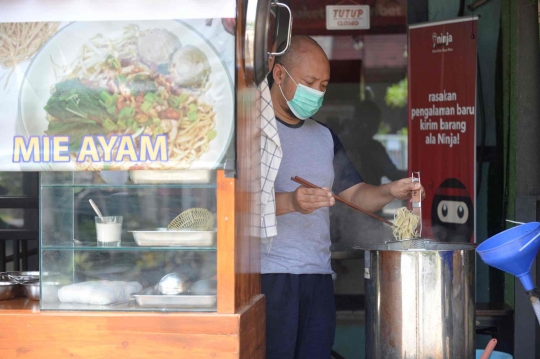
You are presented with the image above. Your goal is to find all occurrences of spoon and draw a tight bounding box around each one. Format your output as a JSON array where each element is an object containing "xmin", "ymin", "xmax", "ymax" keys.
[
  {"xmin": 89, "ymin": 199, "xmax": 104, "ymax": 222},
  {"xmin": 480, "ymin": 338, "xmax": 497, "ymax": 359}
]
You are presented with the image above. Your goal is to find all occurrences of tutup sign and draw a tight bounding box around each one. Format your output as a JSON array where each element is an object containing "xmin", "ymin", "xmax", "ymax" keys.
[
  {"xmin": 326, "ymin": 5, "xmax": 370, "ymax": 30},
  {"xmin": 408, "ymin": 17, "xmax": 478, "ymax": 243}
]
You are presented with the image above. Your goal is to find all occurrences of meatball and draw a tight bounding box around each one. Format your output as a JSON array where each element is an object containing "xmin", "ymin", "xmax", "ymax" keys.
[
  {"xmin": 138, "ymin": 29, "xmax": 181, "ymax": 68},
  {"xmin": 169, "ymin": 45, "xmax": 211, "ymax": 88}
]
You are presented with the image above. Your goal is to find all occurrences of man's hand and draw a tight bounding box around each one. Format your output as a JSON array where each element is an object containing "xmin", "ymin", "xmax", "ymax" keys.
[
  {"xmin": 388, "ymin": 178, "xmax": 426, "ymax": 201},
  {"xmin": 276, "ymin": 186, "xmax": 335, "ymax": 216},
  {"xmin": 338, "ymin": 178, "xmax": 427, "ymax": 213},
  {"xmin": 292, "ymin": 186, "xmax": 335, "ymax": 214}
]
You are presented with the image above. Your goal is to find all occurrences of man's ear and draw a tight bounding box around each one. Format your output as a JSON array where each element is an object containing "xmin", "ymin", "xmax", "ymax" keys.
[{"xmin": 273, "ymin": 64, "xmax": 284, "ymax": 86}]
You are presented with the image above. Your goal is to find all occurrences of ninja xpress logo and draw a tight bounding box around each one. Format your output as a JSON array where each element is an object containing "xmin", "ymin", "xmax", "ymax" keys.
[{"xmin": 432, "ymin": 31, "xmax": 453, "ymax": 48}]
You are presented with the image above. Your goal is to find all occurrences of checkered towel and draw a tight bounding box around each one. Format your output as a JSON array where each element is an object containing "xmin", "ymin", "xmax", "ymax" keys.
[{"xmin": 260, "ymin": 78, "xmax": 282, "ymax": 241}]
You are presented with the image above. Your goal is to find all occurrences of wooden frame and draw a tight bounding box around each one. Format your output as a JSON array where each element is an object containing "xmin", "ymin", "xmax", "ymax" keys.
[{"xmin": 0, "ymin": 295, "xmax": 264, "ymax": 359}]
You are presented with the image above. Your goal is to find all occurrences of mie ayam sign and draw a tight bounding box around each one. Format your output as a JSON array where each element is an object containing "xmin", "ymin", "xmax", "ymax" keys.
[
  {"xmin": 13, "ymin": 135, "xmax": 168, "ymax": 164},
  {"xmin": 326, "ymin": 5, "xmax": 370, "ymax": 30}
]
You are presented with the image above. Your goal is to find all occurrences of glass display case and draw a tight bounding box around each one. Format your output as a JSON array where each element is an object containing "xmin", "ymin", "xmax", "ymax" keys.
[{"xmin": 40, "ymin": 171, "xmax": 219, "ymax": 312}]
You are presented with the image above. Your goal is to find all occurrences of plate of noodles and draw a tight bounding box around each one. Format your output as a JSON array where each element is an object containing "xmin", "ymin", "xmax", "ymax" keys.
[{"xmin": 18, "ymin": 20, "xmax": 234, "ymax": 171}]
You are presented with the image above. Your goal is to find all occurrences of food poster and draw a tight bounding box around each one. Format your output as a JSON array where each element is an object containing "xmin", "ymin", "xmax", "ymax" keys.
[
  {"xmin": 0, "ymin": 11, "xmax": 235, "ymax": 171},
  {"xmin": 408, "ymin": 17, "xmax": 477, "ymax": 243}
]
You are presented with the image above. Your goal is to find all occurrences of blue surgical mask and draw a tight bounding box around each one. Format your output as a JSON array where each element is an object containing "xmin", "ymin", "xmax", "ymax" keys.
[{"xmin": 279, "ymin": 66, "xmax": 325, "ymax": 120}]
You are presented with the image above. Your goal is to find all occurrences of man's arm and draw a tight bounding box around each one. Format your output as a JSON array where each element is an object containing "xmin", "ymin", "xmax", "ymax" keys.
[
  {"xmin": 274, "ymin": 125, "xmax": 424, "ymax": 217},
  {"xmin": 338, "ymin": 178, "xmax": 424, "ymax": 213}
]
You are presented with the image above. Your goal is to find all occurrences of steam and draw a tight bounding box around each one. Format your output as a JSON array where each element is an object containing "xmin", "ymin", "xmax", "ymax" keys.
[{"xmin": 329, "ymin": 204, "xmax": 394, "ymax": 246}]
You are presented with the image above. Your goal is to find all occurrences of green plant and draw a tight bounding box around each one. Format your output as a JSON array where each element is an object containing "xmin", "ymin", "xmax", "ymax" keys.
[
  {"xmin": 397, "ymin": 127, "xmax": 408, "ymax": 136},
  {"xmin": 385, "ymin": 77, "xmax": 408, "ymax": 108}
]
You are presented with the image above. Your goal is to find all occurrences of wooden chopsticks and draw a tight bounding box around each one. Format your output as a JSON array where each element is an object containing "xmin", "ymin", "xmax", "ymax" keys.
[{"xmin": 291, "ymin": 176, "xmax": 395, "ymax": 227}]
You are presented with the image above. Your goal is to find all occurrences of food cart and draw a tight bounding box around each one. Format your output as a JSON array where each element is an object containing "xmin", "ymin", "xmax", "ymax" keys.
[{"xmin": 0, "ymin": 0, "xmax": 280, "ymax": 357}]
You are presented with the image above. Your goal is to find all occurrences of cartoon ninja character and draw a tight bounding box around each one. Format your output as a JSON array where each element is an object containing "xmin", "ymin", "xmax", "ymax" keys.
[{"xmin": 431, "ymin": 178, "xmax": 474, "ymax": 242}]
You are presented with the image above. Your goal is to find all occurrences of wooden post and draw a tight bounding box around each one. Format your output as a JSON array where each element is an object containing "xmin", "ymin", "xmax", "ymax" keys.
[{"xmin": 217, "ymin": 170, "xmax": 237, "ymax": 313}]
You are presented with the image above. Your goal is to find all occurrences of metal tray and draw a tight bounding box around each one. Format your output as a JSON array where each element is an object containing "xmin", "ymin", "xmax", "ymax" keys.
[
  {"xmin": 133, "ymin": 294, "xmax": 217, "ymax": 309},
  {"xmin": 130, "ymin": 228, "xmax": 216, "ymax": 247},
  {"xmin": 129, "ymin": 170, "xmax": 212, "ymax": 184},
  {"xmin": 0, "ymin": 271, "xmax": 39, "ymax": 282},
  {"xmin": 0, "ymin": 271, "xmax": 39, "ymax": 297}
]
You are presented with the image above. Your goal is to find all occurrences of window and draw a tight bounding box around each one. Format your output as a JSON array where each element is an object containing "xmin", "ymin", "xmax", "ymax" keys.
[{"xmin": 0, "ymin": 172, "xmax": 39, "ymax": 271}]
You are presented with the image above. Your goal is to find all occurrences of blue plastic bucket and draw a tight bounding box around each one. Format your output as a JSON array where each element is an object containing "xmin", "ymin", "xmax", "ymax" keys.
[{"xmin": 475, "ymin": 349, "xmax": 513, "ymax": 359}]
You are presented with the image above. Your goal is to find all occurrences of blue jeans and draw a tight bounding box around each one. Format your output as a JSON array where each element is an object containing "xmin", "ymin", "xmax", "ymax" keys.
[{"xmin": 262, "ymin": 274, "xmax": 336, "ymax": 359}]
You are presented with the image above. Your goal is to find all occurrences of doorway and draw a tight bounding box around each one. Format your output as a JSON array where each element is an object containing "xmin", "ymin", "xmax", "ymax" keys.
[{"xmin": 275, "ymin": 1, "xmax": 408, "ymax": 358}]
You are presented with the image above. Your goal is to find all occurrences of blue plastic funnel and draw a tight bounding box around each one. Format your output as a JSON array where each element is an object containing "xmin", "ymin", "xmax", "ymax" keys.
[{"xmin": 477, "ymin": 222, "xmax": 540, "ymax": 291}]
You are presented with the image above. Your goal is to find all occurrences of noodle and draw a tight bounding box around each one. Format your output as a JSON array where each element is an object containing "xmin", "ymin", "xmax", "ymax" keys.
[
  {"xmin": 0, "ymin": 22, "xmax": 59, "ymax": 88},
  {"xmin": 392, "ymin": 207, "xmax": 420, "ymax": 240}
]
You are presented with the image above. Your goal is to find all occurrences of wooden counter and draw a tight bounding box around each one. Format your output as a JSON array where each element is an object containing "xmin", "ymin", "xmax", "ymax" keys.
[{"xmin": 0, "ymin": 295, "xmax": 264, "ymax": 359}]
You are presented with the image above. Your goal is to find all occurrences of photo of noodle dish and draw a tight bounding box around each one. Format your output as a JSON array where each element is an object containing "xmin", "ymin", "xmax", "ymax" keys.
[
  {"xmin": 0, "ymin": 22, "xmax": 59, "ymax": 89},
  {"xmin": 17, "ymin": 21, "xmax": 234, "ymax": 171}
]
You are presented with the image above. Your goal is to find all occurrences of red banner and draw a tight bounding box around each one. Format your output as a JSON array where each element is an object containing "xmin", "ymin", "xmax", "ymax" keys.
[{"xmin": 408, "ymin": 17, "xmax": 478, "ymax": 243}]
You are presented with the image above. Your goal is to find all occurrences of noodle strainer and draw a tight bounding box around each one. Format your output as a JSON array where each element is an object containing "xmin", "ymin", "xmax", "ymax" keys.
[
  {"xmin": 356, "ymin": 239, "xmax": 475, "ymax": 251},
  {"xmin": 384, "ymin": 239, "xmax": 431, "ymax": 250},
  {"xmin": 411, "ymin": 171, "xmax": 422, "ymax": 237},
  {"xmin": 168, "ymin": 208, "xmax": 215, "ymax": 231}
]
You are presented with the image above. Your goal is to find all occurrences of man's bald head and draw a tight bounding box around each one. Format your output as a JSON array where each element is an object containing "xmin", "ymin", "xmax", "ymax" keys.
[
  {"xmin": 274, "ymin": 35, "xmax": 328, "ymax": 72},
  {"xmin": 269, "ymin": 35, "xmax": 330, "ymax": 122}
]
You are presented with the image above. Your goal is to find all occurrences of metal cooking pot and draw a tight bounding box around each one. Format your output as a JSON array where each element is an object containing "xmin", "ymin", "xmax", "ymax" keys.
[
  {"xmin": 0, "ymin": 281, "xmax": 17, "ymax": 301},
  {"xmin": 22, "ymin": 281, "xmax": 40, "ymax": 301},
  {"xmin": 358, "ymin": 239, "xmax": 476, "ymax": 359}
]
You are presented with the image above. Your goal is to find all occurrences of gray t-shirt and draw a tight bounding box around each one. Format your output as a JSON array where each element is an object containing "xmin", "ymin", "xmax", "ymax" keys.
[{"xmin": 261, "ymin": 118, "xmax": 363, "ymax": 274}]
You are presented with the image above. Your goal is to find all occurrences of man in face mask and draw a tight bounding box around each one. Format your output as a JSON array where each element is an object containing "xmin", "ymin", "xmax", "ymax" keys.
[{"xmin": 263, "ymin": 35, "xmax": 424, "ymax": 359}]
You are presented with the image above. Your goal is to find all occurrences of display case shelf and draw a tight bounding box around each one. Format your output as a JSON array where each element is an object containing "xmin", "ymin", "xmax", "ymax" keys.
[
  {"xmin": 40, "ymin": 301, "xmax": 217, "ymax": 312},
  {"xmin": 40, "ymin": 183, "xmax": 217, "ymax": 189},
  {"xmin": 42, "ymin": 243, "xmax": 217, "ymax": 251}
]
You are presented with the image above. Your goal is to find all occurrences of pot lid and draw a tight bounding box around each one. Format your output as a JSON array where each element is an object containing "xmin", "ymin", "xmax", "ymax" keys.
[
  {"xmin": 355, "ymin": 239, "xmax": 477, "ymax": 251},
  {"xmin": 244, "ymin": 0, "xmax": 292, "ymax": 86}
]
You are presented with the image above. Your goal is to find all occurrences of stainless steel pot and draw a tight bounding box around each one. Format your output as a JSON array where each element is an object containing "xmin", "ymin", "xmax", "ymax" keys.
[
  {"xmin": 0, "ymin": 281, "xmax": 17, "ymax": 301},
  {"xmin": 0, "ymin": 271, "xmax": 39, "ymax": 282},
  {"xmin": 22, "ymin": 281, "xmax": 40, "ymax": 301},
  {"xmin": 0, "ymin": 271, "xmax": 39, "ymax": 297},
  {"xmin": 359, "ymin": 240, "xmax": 476, "ymax": 359}
]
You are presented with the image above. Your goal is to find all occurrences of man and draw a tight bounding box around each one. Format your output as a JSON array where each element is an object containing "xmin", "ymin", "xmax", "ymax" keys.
[{"xmin": 262, "ymin": 35, "xmax": 424, "ymax": 359}]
